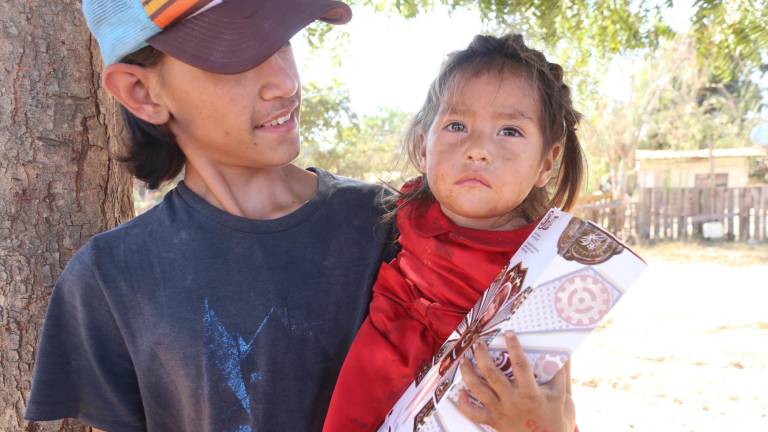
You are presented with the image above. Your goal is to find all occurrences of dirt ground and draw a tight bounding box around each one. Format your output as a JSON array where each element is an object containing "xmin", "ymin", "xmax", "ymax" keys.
[{"xmin": 570, "ymin": 242, "xmax": 768, "ymax": 431}]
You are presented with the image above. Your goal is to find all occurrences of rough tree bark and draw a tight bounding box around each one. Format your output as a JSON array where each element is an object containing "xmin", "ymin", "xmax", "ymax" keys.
[{"xmin": 1, "ymin": 1, "xmax": 134, "ymax": 431}]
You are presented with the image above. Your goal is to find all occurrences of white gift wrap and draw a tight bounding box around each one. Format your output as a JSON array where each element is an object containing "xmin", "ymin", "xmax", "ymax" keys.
[{"xmin": 378, "ymin": 208, "xmax": 647, "ymax": 432}]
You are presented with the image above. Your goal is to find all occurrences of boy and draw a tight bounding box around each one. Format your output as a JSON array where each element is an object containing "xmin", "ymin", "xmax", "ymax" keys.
[{"xmin": 24, "ymin": 1, "xmax": 394, "ymax": 431}]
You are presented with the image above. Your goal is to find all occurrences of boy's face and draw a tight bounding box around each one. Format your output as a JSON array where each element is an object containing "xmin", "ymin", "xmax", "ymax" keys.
[{"xmin": 152, "ymin": 45, "xmax": 302, "ymax": 170}]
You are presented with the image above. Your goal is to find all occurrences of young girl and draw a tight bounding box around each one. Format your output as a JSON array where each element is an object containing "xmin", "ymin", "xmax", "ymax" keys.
[{"xmin": 322, "ymin": 33, "xmax": 584, "ymax": 432}]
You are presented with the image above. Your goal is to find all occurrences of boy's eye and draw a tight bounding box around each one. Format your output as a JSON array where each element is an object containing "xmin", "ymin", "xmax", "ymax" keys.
[
  {"xmin": 445, "ymin": 122, "xmax": 467, "ymax": 133},
  {"xmin": 499, "ymin": 126, "xmax": 522, "ymax": 137}
]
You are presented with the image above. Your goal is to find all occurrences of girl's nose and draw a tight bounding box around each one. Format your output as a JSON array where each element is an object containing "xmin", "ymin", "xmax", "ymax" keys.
[
  {"xmin": 464, "ymin": 138, "xmax": 491, "ymax": 163},
  {"xmin": 466, "ymin": 152, "xmax": 489, "ymax": 163}
]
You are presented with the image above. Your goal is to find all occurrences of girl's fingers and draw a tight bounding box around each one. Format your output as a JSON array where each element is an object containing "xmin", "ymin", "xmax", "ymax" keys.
[
  {"xmin": 543, "ymin": 361, "xmax": 567, "ymax": 400},
  {"xmin": 459, "ymin": 357, "xmax": 500, "ymax": 408},
  {"xmin": 504, "ymin": 332, "xmax": 538, "ymax": 392},
  {"xmin": 472, "ymin": 342, "xmax": 514, "ymax": 399},
  {"xmin": 456, "ymin": 389, "xmax": 491, "ymax": 425},
  {"xmin": 564, "ymin": 360, "xmax": 572, "ymax": 396}
]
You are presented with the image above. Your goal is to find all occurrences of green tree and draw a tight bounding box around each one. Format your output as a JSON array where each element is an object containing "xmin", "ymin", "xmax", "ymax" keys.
[
  {"xmin": 692, "ymin": 0, "xmax": 768, "ymax": 81},
  {"xmin": 297, "ymin": 80, "xmax": 413, "ymax": 181},
  {"xmin": 585, "ymin": 35, "xmax": 765, "ymax": 196},
  {"xmin": 343, "ymin": 1, "xmax": 768, "ymax": 77},
  {"xmin": 641, "ymin": 38, "xmax": 763, "ymax": 152}
]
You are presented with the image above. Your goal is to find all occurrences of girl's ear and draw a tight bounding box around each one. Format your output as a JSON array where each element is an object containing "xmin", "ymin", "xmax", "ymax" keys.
[
  {"xmin": 417, "ymin": 133, "xmax": 427, "ymax": 173},
  {"xmin": 102, "ymin": 63, "xmax": 170, "ymax": 125},
  {"xmin": 534, "ymin": 143, "xmax": 562, "ymax": 188}
]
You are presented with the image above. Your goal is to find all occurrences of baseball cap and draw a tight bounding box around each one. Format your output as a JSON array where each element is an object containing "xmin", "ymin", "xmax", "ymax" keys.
[{"xmin": 83, "ymin": 0, "xmax": 352, "ymax": 74}]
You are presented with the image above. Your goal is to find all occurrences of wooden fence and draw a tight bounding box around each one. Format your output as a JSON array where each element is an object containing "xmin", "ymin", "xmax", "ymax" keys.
[{"xmin": 573, "ymin": 187, "xmax": 768, "ymax": 243}]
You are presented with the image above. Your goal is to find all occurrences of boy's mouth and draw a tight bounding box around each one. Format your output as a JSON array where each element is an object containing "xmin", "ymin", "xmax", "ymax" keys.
[
  {"xmin": 258, "ymin": 113, "xmax": 292, "ymax": 128},
  {"xmin": 255, "ymin": 107, "xmax": 297, "ymax": 129}
]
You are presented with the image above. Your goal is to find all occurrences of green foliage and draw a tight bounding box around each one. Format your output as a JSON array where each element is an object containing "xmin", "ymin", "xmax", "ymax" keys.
[
  {"xmin": 297, "ymin": 81, "xmax": 415, "ymax": 182},
  {"xmin": 582, "ymin": 34, "xmax": 765, "ymax": 196},
  {"xmin": 340, "ymin": 0, "xmax": 767, "ymax": 83},
  {"xmin": 749, "ymin": 156, "xmax": 768, "ymax": 183},
  {"xmin": 298, "ymin": 80, "xmax": 359, "ymax": 154},
  {"xmin": 346, "ymin": 0, "xmax": 674, "ymax": 61},
  {"xmin": 638, "ymin": 37, "xmax": 762, "ymax": 151},
  {"xmin": 692, "ymin": 0, "xmax": 768, "ymax": 82}
]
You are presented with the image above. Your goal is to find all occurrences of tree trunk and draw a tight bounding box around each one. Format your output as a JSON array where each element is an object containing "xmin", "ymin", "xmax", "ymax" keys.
[{"xmin": 0, "ymin": 1, "xmax": 134, "ymax": 431}]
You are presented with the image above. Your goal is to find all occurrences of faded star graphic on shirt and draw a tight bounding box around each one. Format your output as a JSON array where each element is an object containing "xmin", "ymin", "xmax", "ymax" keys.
[{"xmin": 203, "ymin": 298, "xmax": 274, "ymax": 432}]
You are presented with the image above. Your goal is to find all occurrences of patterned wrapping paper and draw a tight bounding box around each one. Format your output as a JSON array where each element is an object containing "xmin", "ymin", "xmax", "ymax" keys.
[{"xmin": 378, "ymin": 209, "xmax": 647, "ymax": 432}]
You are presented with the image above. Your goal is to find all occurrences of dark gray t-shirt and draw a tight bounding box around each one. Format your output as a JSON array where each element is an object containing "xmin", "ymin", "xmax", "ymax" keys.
[{"xmin": 25, "ymin": 169, "xmax": 394, "ymax": 432}]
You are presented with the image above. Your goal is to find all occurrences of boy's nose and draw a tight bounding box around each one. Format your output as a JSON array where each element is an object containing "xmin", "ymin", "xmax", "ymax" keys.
[{"xmin": 257, "ymin": 49, "xmax": 300, "ymax": 100}]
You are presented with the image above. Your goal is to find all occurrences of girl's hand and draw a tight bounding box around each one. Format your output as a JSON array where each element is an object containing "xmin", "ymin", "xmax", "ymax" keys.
[{"xmin": 457, "ymin": 332, "xmax": 575, "ymax": 432}]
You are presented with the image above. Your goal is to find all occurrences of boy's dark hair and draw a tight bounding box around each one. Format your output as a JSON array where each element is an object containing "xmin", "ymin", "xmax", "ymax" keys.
[
  {"xmin": 388, "ymin": 33, "xmax": 586, "ymax": 223},
  {"xmin": 117, "ymin": 46, "xmax": 185, "ymax": 190}
]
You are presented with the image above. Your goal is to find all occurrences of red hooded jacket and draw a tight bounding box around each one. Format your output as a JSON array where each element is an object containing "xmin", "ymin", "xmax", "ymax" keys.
[{"xmin": 323, "ymin": 182, "xmax": 537, "ymax": 431}]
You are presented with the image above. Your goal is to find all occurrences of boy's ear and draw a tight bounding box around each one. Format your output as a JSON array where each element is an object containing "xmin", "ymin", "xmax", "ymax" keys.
[
  {"xmin": 534, "ymin": 143, "xmax": 562, "ymax": 188},
  {"xmin": 102, "ymin": 63, "xmax": 169, "ymax": 125},
  {"xmin": 417, "ymin": 133, "xmax": 427, "ymax": 173}
]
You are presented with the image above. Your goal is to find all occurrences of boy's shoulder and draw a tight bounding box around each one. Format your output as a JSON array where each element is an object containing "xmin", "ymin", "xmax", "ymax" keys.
[
  {"xmin": 64, "ymin": 171, "xmax": 391, "ymax": 275},
  {"xmin": 319, "ymin": 168, "xmax": 384, "ymax": 194},
  {"xmin": 63, "ymin": 192, "xmax": 175, "ymax": 273},
  {"xmin": 311, "ymin": 168, "xmax": 391, "ymax": 214},
  {"xmin": 317, "ymin": 168, "xmax": 392, "ymax": 203}
]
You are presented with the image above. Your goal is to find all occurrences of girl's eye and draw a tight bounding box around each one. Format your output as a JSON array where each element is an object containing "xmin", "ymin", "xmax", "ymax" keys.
[
  {"xmin": 499, "ymin": 126, "xmax": 522, "ymax": 137},
  {"xmin": 445, "ymin": 122, "xmax": 467, "ymax": 133}
]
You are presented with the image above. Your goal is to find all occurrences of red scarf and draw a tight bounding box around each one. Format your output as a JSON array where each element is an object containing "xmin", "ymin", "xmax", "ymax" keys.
[{"xmin": 323, "ymin": 182, "xmax": 537, "ymax": 431}]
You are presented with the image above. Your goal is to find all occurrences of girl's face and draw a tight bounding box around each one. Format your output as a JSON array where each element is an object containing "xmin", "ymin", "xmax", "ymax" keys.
[{"xmin": 420, "ymin": 71, "xmax": 560, "ymax": 231}]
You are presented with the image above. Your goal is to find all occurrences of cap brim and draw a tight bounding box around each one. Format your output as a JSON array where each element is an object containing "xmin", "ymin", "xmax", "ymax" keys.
[{"xmin": 148, "ymin": 0, "xmax": 351, "ymax": 74}]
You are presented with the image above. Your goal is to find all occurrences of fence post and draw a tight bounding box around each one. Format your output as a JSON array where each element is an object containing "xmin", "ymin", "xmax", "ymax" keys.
[
  {"xmin": 726, "ymin": 188, "xmax": 735, "ymax": 240},
  {"xmin": 762, "ymin": 187, "xmax": 768, "ymax": 241},
  {"xmin": 653, "ymin": 188, "xmax": 662, "ymax": 240},
  {"xmin": 663, "ymin": 188, "xmax": 671, "ymax": 240},
  {"xmin": 753, "ymin": 188, "xmax": 762, "ymax": 242},
  {"xmin": 739, "ymin": 188, "xmax": 750, "ymax": 241},
  {"xmin": 679, "ymin": 188, "xmax": 688, "ymax": 240},
  {"xmin": 692, "ymin": 187, "xmax": 703, "ymax": 238},
  {"xmin": 715, "ymin": 187, "xmax": 725, "ymax": 236},
  {"xmin": 637, "ymin": 188, "xmax": 651, "ymax": 242}
]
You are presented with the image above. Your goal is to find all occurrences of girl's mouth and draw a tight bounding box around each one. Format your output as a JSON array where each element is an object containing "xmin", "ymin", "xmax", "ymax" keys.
[{"xmin": 455, "ymin": 174, "xmax": 491, "ymax": 188}]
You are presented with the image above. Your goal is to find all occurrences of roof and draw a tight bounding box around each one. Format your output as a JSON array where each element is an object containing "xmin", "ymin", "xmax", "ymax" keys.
[{"xmin": 636, "ymin": 147, "xmax": 767, "ymax": 160}]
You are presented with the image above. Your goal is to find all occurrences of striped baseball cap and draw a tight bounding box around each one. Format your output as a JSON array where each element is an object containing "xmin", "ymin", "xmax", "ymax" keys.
[{"xmin": 83, "ymin": 0, "xmax": 352, "ymax": 74}]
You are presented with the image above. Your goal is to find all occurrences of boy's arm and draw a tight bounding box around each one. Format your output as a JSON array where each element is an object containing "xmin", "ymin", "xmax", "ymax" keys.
[{"xmin": 24, "ymin": 241, "xmax": 146, "ymax": 430}]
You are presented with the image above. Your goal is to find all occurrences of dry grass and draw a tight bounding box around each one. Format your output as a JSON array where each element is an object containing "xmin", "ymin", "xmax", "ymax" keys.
[
  {"xmin": 633, "ymin": 241, "xmax": 768, "ymax": 266},
  {"xmin": 571, "ymin": 243, "xmax": 768, "ymax": 431}
]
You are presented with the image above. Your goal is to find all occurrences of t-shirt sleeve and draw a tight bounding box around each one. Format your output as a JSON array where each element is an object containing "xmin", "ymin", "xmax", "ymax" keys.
[{"xmin": 24, "ymin": 242, "xmax": 146, "ymax": 432}]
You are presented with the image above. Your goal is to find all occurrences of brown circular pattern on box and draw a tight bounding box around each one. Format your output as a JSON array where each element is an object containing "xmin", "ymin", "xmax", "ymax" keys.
[
  {"xmin": 555, "ymin": 274, "xmax": 612, "ymax": 326},
  {"xmin": 557, "ymin": 218, "xmax": 624, "ymax": 265}
]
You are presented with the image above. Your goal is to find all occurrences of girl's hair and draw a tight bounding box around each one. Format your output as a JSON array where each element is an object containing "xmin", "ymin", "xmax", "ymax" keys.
[
  {"xmin": 391, "ymin": 33, "xmax": 585, "ymax": 222},
  {"xmin": 115, "ymin": 46, "xmax": 185, "ymax": 190}
]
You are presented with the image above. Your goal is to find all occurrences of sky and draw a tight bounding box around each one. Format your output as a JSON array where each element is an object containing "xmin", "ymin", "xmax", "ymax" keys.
[
  {"xmin": 292, "ymin": 6, "xmax": 487, "ymax": 115},
  {"xmin": 291, "ymin": 1, "xmax": 701, "ymax": 116},
  {"xmin": 291, "ymin": 0, "xmax": 768, "ymax": 135}
]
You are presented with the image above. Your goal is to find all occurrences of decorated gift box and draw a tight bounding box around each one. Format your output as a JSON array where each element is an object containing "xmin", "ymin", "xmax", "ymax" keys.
[{"xmin": 377, "ymin": 208, "xmax": 647, "ymax": 432}]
